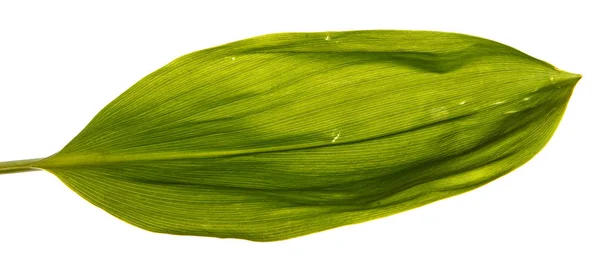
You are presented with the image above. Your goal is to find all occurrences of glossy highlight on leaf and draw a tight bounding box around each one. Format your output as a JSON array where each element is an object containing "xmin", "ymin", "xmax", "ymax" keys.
[{"xmin": 0, "ymin": 30, "xmax": 581, "ymax": 241}]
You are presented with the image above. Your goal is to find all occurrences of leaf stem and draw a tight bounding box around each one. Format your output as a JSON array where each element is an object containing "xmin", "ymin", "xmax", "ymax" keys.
[{"xmin": 0, "ymin": 158, "xmax": 44, "ymax": 175}]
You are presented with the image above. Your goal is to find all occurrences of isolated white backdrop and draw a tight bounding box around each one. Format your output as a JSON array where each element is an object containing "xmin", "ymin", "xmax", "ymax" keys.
[{"xmin": 0, "ymin": 1, "xmax": 598, "ymax": 264}]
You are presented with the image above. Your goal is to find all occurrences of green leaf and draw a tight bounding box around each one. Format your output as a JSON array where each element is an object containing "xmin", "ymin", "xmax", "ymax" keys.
[{"xmin": 0, "ymin": 30, "xmax": 581, "ymax": 241}]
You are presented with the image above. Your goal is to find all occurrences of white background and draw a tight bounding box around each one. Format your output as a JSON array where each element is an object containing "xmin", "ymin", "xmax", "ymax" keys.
[{"xmin": 0, "ymin": 1, "xmax": 598, "ymax": 264}]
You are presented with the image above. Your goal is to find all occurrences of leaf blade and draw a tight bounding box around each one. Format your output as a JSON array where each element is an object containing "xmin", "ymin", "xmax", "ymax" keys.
[{"xmin": 34, "ymin": 30, "xmax": 581, "ymax": 241}]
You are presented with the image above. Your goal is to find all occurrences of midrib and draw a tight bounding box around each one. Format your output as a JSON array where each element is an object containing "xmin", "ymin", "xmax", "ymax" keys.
[
  {"xmin": 35, "ymin": 141, "xmax": 328, "ymax": 169},
  {"xmin": 35, "ymin": 112, "xmax": 474, "ymax": 169}
]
